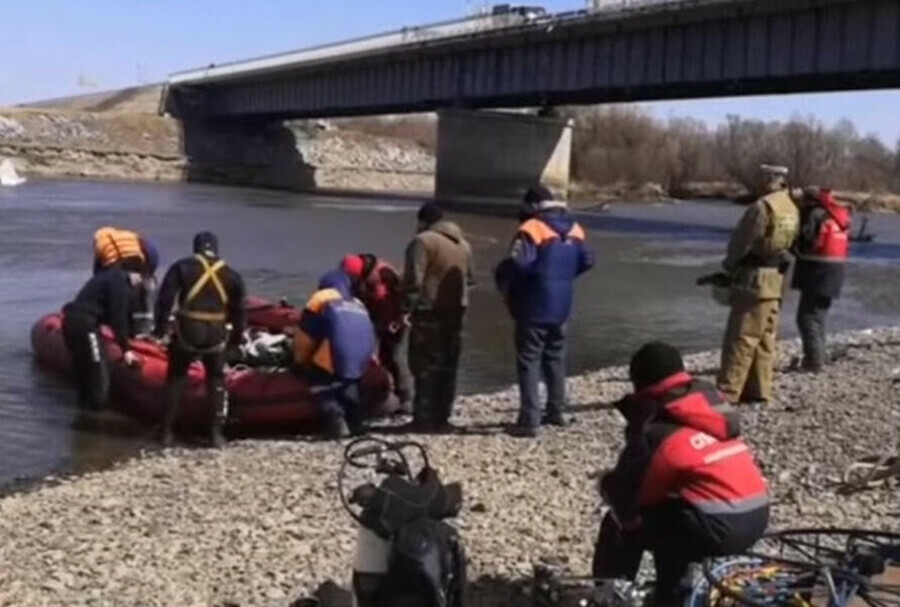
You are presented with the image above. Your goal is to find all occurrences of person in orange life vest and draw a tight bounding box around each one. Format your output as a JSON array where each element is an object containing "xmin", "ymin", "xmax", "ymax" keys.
[
  {"xmin": 341, "ymin": 253, "xmax": 413, "ymax": 413},
  {"xmin": 495, "ymin": 185, "xmax": 594, "ymax": 437},
  {"xmin": 791, "ymin": 187, "xmax": 851, "ymax": 372},
  {"xmin": 92, "ymin": 227, "xmax": 149, "ymax": 274},
  {"xmin": 293, "ymin": 269, "xmax": 377, "ymax": 439},
  {"xmin": 593, "ymin": 343, "xmax": 769, "ymax": 607},
  {"xmin": 92, "ymin": 228, "xmax": 160, "ymax": 336}
]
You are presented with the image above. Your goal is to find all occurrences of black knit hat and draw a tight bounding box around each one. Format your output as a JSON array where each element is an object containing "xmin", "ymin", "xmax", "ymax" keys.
[
  {"xmin": 523, "ymin": 184, "xmax": 554, "ymax": 206},
  {"xmin": 417, "ymin": 202, "xmax": 444, "ymax": 226},
  {"xmin": 629, "ymin": 342, "xmax": 685, "ymax": 391},
  {"xmin": 193, "ymin": 231, "xmax": 219, "ymax": 257}
]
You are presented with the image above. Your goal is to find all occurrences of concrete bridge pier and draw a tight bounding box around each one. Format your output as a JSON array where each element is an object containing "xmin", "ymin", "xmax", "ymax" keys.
[
  {"xmin": 179, "ymin": 117, "xmax": 315, "ymax": 191},
  {"xmin": 435, "ymin": 109, "xmax": 573, "ymax": 209}
]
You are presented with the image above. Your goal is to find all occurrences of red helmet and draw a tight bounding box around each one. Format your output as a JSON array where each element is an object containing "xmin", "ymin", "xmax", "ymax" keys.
[{"xmin": 341, "ymin": 254, "xmax": 365, "ymax": 279}]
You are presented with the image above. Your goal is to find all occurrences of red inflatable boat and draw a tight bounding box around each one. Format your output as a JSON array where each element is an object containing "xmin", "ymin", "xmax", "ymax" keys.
[{"xmin": 30, "ymin": 297, "xmax": 392, "ymax": 431}]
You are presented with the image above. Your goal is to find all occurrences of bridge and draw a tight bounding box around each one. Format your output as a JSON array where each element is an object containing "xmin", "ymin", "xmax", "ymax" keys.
[
  {"xmin": 164, "ymin": 0, "xmax": 900, "ymax": 202},
  {"xmin": 165, "ymin": 0, "xmax": 900, "ymax": 119}
]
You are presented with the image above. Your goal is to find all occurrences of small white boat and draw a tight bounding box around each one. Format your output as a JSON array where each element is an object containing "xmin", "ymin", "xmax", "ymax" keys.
[{"xmin": 0, "ymin": 159, "xmax": 26, "ymax": 187}]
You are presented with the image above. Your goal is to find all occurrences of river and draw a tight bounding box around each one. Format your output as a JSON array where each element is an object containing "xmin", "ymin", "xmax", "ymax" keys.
[{"xmin": 1, "ymin": 179, "xmax": 899, "ymax": 489}]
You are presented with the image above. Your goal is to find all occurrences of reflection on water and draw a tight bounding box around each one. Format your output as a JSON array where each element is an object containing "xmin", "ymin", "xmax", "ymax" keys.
[{"xmin": 2, "ymin": 179, "xmax": 899, "ymax": 488}]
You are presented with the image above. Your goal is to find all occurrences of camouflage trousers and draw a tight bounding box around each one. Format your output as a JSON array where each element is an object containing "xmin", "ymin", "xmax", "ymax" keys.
[
  {"xmin": 408, "ymin": 308, "xmax": 465, "ymax": 428},
  {"xmin": 717, "ymin": 297, "xmax": 781, "ymax": 403}
]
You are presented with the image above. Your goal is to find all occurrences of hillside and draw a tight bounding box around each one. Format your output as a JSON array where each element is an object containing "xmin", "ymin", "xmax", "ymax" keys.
[{"xmin": 19, "ymin": 85, "xmax": 165, "ymax": 115}]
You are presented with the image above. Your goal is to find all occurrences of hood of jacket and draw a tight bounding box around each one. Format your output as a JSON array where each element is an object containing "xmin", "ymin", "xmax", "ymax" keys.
[
  {"xmin": 317, "ymin": 269, "xmax": 352, "ymax": 298},
  {"xmin": 631, "ymin": 372, "xmax": 739, "ymax": 440},
  {"xmin": 535, "ymin": 209, "xmax": 576, "ymax": 237},
  {"xmin": 428, "ymin": 220, "xmax": 464, "ymax": 244}
]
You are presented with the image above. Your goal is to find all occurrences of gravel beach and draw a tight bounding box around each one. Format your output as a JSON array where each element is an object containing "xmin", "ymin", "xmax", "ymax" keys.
[{"xmin": 1, "ymin": 328, "xmax": 899, "ymax": 607}]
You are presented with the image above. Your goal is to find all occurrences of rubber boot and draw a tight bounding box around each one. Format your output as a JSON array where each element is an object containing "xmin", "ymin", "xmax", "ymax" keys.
[
  {"xmin": 325, "ymin": 414, "xmax": 351, "ymax": 440},
  {"xmin": 210, "ymin": 419, "xmax": 226, "ymax": 449},
  {"xmin": 210, "ymin": 383, "xmax": 228, "ymax": 449},
  {"xmin": 161, "ymin": 377, "xmax": 186, "ymax": 448}
]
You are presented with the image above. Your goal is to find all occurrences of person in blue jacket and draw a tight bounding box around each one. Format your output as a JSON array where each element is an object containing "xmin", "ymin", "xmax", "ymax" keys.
[
  {"xmin": 293, "ymin": 269, "xmax": 377, "ymax": 438},
  {"xmin": 496, "ymin": 185, "xmax": 594, "ymax": 437}
]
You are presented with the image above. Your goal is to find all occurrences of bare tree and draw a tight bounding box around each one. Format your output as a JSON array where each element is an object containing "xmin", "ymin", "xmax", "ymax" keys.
[{"xmin": 336, "ymin": 107, "xmax": 900, "ymax": 198}]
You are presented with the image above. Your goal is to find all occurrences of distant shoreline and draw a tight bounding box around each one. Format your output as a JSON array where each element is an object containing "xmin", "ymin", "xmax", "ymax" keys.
[{"xmin": 2, "ymin": 104, "xmax": 900, "ymax": 215}]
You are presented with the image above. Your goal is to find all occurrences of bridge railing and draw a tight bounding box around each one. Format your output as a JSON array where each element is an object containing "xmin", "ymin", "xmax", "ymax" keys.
[{"xmin": 169, "ymin": 0, "xmax": 754, "ymax": 87}]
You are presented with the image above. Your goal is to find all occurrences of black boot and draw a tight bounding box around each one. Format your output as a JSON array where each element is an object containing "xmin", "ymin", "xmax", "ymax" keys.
[
  {"xmin": 210, "ymin": 419, "xmax": 226, "ymax": 449},
  {"xmin": 542, "ymin": 411, "xmax": 572, "ymax": 427},
  {"xmin": 210, "ymin": 384, "xmax": 229, "ymax": 449},
  {"xmin": 325, "ymin": 415, "xmax": 351, "ymax": 440},
  {"xmin": 160, "ymin": 425, "xmax": 176, "ymax": 449},
  {"xmin": 161, "ymin": 378, "xmax": 186, "ymax": 448}
]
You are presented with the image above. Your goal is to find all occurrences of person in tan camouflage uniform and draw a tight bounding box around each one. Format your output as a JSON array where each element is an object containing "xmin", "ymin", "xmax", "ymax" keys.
[{"xmin": 717, "ymin": 165, "xmax": 799, "ymax": 404}]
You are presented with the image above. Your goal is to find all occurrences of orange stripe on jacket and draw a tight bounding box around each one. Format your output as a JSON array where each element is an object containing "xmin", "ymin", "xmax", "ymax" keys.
[
  {"xmin": 518, "ymin": 218, "xmax": 585, "ymax": 244},
  {"xmin": 293, "ymin": 288, "xmax": 343, "ymax": 370}
]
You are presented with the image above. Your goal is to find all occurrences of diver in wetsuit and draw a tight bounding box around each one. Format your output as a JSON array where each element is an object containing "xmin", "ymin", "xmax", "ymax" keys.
[
  {"xmin": 154, "ymin": 232, "xmax": 245, "ymax": 448},
  {"xmin": 62, "ymin": 266, "xmax": 143, "ymax": 409}
]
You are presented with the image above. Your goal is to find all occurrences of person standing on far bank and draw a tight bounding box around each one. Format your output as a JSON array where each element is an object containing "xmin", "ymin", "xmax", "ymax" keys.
[
  {"xmin": 496, "ymin": 185, "xmax": 594, "ymax": 437},
  {"xmin": 791, "ymin": 187, "xmax": 851, "ymax": 373},
  {"xmin": 402, "ymin": 202, "xmax": 474, "ymax": 432},
  {"xmin": 717, "ymin": 165, "xmax": 799, "ymax": 404}
]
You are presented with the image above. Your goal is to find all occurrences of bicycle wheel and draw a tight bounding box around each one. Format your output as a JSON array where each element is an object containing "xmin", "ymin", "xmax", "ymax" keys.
[
  {"xmin": 699, "ymin": 529, "xmax": 900, "ymax": 607},
  {"xmin": 695, "ymin": 556, "xmax": 813, "ymax": 607}
]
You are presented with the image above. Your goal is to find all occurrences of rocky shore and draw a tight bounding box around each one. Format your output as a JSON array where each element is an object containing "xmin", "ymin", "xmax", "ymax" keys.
[{"xmin": 1, "ymin": 328, "xmax": 899, "ymax": 606}]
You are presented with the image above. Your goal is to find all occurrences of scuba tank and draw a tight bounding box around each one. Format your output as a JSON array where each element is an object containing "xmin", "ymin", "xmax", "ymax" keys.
[
  {"xmin": 340, "ymin": 437, "xmax": 466, "ymax": 607},
  {"xmin": 131, "ymin": 275, "xmax": 157, "ymax": 336}
]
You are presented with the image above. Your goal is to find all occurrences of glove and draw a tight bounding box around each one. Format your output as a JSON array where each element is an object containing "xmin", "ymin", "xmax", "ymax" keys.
[
  {"xmin": 696, "ymin": 272, "xmax": 731, "ymax": 287},
  {"xmin": 123, "ymin": 350, "xmax": 141, "ymax": 368}
]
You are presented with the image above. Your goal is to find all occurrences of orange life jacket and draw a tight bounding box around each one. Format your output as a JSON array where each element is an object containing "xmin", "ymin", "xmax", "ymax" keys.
[{"xmin": 94, "ymin": 227, "xmax": 144, "ymax": 268}]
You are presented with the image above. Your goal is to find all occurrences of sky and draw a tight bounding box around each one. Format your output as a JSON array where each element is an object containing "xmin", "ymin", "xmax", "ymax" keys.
[{"xmin": 2, "ymin": 0, "xmax": 899, "ymax": 145}]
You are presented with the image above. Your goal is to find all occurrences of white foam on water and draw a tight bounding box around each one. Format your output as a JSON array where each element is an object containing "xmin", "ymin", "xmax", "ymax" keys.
[
  {"xmin": 634, "ymin": 253, "xmax": 723, "ymax": 267},
  {"xmin": 312, "ymin": 202, "xmax": 416, "ymax": 213}
]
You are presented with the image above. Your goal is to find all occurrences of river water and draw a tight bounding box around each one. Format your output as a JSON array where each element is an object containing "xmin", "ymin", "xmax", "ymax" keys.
[{"xmin": 2, "ymin": 179, "xmax": 899, "ymax": 488}]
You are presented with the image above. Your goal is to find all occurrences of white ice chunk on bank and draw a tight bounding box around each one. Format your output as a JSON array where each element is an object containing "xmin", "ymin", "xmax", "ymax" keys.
[{"xmin": 0, "ymin": 158, "xmax": 26, "ymax": 186}]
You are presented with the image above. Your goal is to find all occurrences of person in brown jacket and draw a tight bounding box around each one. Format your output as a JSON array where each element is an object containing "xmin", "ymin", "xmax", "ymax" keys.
[{"xmin": 402, "ymin": 202, "xmax": 474, "ymax": 431}]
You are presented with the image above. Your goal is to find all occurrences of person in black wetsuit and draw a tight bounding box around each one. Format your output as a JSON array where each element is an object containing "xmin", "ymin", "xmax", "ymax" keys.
[
  {"xmin": 62, "ymin": 266, "xmax": 143, "ymax": 409},
  {"xmin": 154, "ymin": 232, "xmax": 246, "ymax": 448}
]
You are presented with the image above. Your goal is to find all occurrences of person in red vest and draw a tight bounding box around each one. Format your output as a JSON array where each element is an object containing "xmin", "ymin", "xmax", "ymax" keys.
[
  {"xmin": 593, "ymin": 343, "xmax": 769, "ymax": 607},
  {"xmin": 341, "ymin": 253, "xmax": 412, "ymax": 412},
  {"xmin": 791, "ymin": 187, "xmax": 851, "ymax": 372}
]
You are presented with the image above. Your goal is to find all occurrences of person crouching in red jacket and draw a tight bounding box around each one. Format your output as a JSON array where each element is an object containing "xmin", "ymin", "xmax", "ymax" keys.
[
  {"xmin": 342, "ymin": 253, "xmax": 412, "ymax": 412},
  {"xmin": 593, "ymin": 342, "xmax": 769, "ymax": 607}
]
